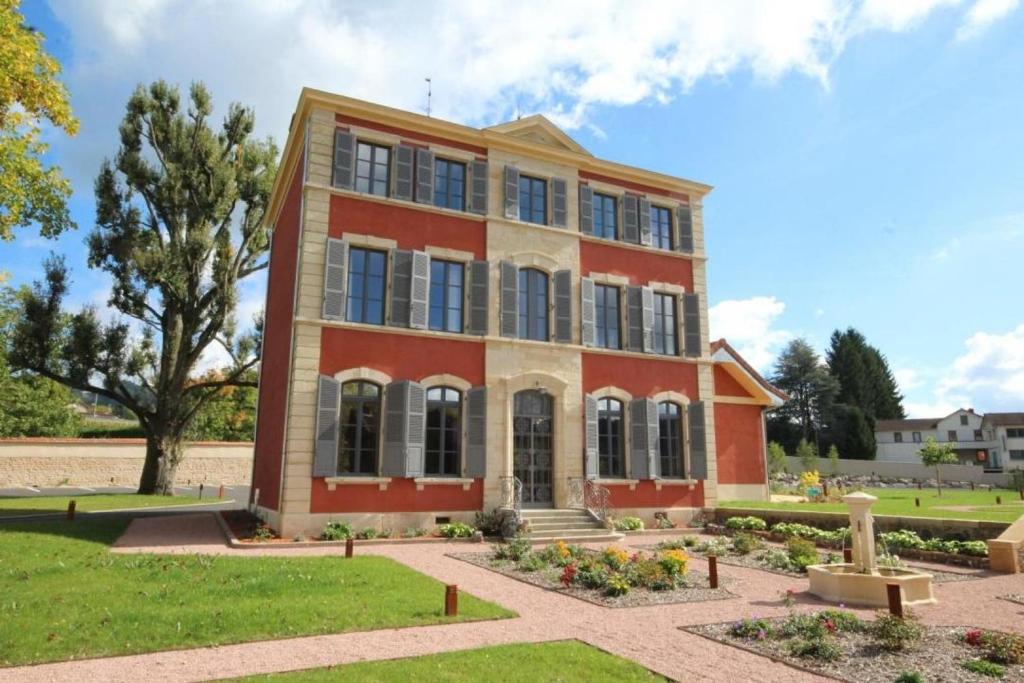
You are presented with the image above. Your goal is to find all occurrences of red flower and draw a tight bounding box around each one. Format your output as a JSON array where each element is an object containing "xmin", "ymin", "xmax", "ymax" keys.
[
  {"xmin": 965, "ymin": 629, "xmax": 984, "ymax": 647},
  {"xmin": 560, "ymin": 562, "xmax": 578, "ymax": 587},
  {"xmin": 824, "ymin": 619, "xmax": 837, "ymax": 634}
]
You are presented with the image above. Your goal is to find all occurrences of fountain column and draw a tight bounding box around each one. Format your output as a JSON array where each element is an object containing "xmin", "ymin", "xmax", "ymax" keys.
[{"xmin": 843, "ymin": 491, "xmax": 878, "ymax": 573}]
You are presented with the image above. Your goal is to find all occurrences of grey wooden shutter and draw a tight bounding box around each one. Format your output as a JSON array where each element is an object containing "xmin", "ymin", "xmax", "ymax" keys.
[
  {"xmin": 626, "ymin": 286, "xmax": 644, "ymax": 352},
  {"xmin": 578, "ymin": 184, "xmax": 593, "ymax": 235},
  {"xmin": 551, "ymin": 178, "xmax": 568, "ymax": 228},
  {"xmin": 464, "ymin": 387, "xmax": 487, "ymax": 477},
  {"xmin": 409, "ymin": 250, "xmax": 430, "ymax": 329},
  {"xmin": 584, "ymin": 394, "xmax": 599, "ymax": 479},
  {"xmin": 676, "ymin": 203, "xmax": 694, "ymax": 254},
  {"xmin": 580, "ymin": 277, "xmax": 596, "ymax": 347},
  {"xmin": 313, "ymin": 375, "xmax": 341, "ymax": 477},
  {"xmin": 389, "ymin": 249, "xmax": 412, "ymax": 327},
  {"xmin": 630, "ymin": 398, "xmax": 657, "ymax": 479},
  {"xmin": 394, "ymin": 144, "xmax": 414, "ymax": 201},
  {"xmin": 415, "ymin": 148, "xmax": 434, "ymax": 204},
  {"xmin": 503, "ymin": 165, "xmax": 520, "ymax": 219},
  {"xmin": 382, "ymin": 380, "xmax": 426, "ymax": 477},
  {"xmin": 469, "ymin": 160, "xmax": 488, "ymax": 215},
  {"xmin": 683, "ymin": 292, "xmax": 701, "ymax": 358},
  {"xmin": 332, "ymin": 130, "xmax": 356, "ymax": 190},
  {"xmin": 641, "ymin": 286, "xmax": 655, "ymax": 353},
  {"xmin": 638, "ymin": 197, "xmax": 652, "ymax": 246},
  {"xmin": 322, "ymin": 238, "xmax": 348, "ymax": 321},
  {"xmin": 688, "ymin": 401, "xmax": 707, "ymax": 480},
  {"xmin": 622, "ymin": 194, "xmax": 639, "ymax": 243},
  {"xmin": 553, "ymin": 269, "xmax": 572, "ymax": 343},
  {"xmin": 499, "ymin": 260, "xmax": 519, "ymax": 338},
  {"xmin": 467, "ymin": 260, "xmax": 489, "ymax": 335}
]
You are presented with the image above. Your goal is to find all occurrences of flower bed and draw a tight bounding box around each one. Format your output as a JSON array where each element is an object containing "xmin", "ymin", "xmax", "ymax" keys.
[
  {"xmin": 1001, "ymin": 594, "xmax": 1024, "ymax": 606},
  {"xmin": 688, "ymin": 611, "xmax": 1024, "ymax": 682},
  {"xmin": 220, "ymin": 510, "xmax": 476, "ymax": 546},
  {"xmin": 451, "ymin": 539, "xmax": 734, "ymax": 608}
]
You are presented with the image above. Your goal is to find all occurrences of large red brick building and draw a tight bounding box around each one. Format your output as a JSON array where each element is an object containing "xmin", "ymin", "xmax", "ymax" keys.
[{"xmin": 251, "ymin": 89, "xmax": 784, "ymax": 537}]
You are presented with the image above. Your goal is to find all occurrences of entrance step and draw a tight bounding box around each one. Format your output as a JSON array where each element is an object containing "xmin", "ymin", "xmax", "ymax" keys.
[{"xmin": 517, "ymin": 508, "xmax": 624, "ymax": 544}]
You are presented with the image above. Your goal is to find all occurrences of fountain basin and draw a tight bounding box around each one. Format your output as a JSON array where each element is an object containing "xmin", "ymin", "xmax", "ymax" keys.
[{"xmin": 807, "ymin": 563, "xmax": 936, "ymax": 607}]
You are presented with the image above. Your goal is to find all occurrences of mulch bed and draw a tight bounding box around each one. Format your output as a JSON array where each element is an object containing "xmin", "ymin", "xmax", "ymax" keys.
[
  {"xmin": 687, "ymin": 621, "xmax": 1024, "ymax": 682},
  {"xmin": 449, "ymin": 551, "xmax": 736, "ymax": 608}
]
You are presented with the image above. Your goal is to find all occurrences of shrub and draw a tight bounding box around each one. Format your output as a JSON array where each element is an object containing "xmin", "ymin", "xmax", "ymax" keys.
[
  {"xmin": 956, "ymin": 540, "xmax": 989, "ymax": 557},
  {"xmin": 786, "ymin": 538, "xmax": 819, "ymax": 572},
  {"xmin": 601, "ymin": 546, "xmax": 630, "ymax": 570},
  {"xmin": 538, "ymin": 540, "xmax": 581, "ymax": 567},
  {"xmin": 438, "ymin": 522, "xmax": 475, "ymax": 538},
  {"xmin": 654, "ymin": 513, "xmax": 675, "ymax": 529},
  {"xmin": 787, "ymin": 637, "xmax": 842, "ymax": 662},
  {"xmin": 604, "ymin": 573, "xmax": 630, "ymax": 597},
  {"xmin": 378, "ymin": 528, "xmax": 392, "ymax": 539},
  {"xmin": 682, "ymin": 535, "xmax": 697, "ymax": 548},
  {"xmin": 979, "ymin": 631, "xmax": 1024, "ymax": 665},
  {"xmin": 355, "ymin": 528, "xmax": 378, "ymax": 539},
  {"xmin": 894, "ymin": 672, "xmax": 923, "ymax": 683},
  {"xmin": 871, "ymin": 611, "xmax": 922, "ymax": 652},
  {"xmin": 320, "ymin": 521, "xmax": 352, "ymax": 541},
  {"xmin": 780, "ymin": 613, "xmax": 828, "ymax": 640},
  {"xmin": 493, "ymin": 536, "xmax": 532, "ymax": 562},
  {"xmin": 730, "ymin": 618, "xmax": 774, "ymax": 640},
  {"xmin": 657, "ymin": 538, "xmax": 688, "ymax": 551},
  {"xmin": 817, "ymin": 609, "xmax": 865, "ymax": 634},
  {"xmin": 732, "ymin": 532, "xmax": 762, "ymax": 555},
  {"xmin": 964, "ymin": 629, "xmax": 985, "ymax": 647},
  {"xmin": 252, "ymin": 523, "xmax": 274, "ymax": 542},
  {"xmin": 879, "ymin": 530, "xmax": 925, "ymax": 551},
  {"xmin": 473, "ymin": 510, "xmax": 502, "ymax": 536},
  {"xmin": 877, "ymin": 552, "xmax": 905, "ymax": 569},
  {"xmin": 560, "ymin": 562, "xmax": 578, "ymax": 587},
  {"xmin": 759, "ymin": 548, "xmax": 795, "ymax": 572},
  {"xmin": 516, "ymin": 552, "xmax": 546, "ymax": 573},
  {"xmin": 577, "ymin": 564, "xmax": 610, "ymax": 590},
  {"xmin": 403, "ymin": 527, "xmax": 427, "ymax": 538},
  {"xmin": 658, "ymin": 549, "xmax": 689, "ymax": 577},
  {"xmin": 614, "ymin": 516, "xmax": 644, "ymax": 531},
  {"xmin": 725, "ymin": 516, "xmax": 767, "ymax": 531},
  {"xmin": 961, "ymin": 659, "xmax": 1005, "ymax": 678},
  {"xmin": 696, "ymin": 536, "xmax": 731, "ymax": 556}
]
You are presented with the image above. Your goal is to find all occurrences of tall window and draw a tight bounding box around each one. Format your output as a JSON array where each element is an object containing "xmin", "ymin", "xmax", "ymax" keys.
[
  {"xmin": 652, "ymin": 293, "xmax": 677, "ymax": 355},
  {"xmin": 429, "ymin": 260, "xmax": 464, "ymax": 332},
  {"xmin": 593, "ymin": 193, "xmax": 617, "ymax": 240},
  {"xmin": 651, "ymin": 205, "xmax": 672, "ymax": 250},
  {"xmin": 518, "ymin": 268, "xmax": 549, "ymax": 341},
  {"xmin": 947, "ymin": 430, "xmax": 957, "ymax": 442},
  {"xmin": 595, "ymin": 284, "xmax": 620, "ymax": 349},
  {"xmin": 346, "ymin": 248, "xmax": 387, "ymax": 325},
  {"xmin": 434, "ymin": 159, "xmax": 465, "ymax": 210},
  {"xmin": 973, "ymin": 429, "xmax": 983, "ymax": 441},
  {"xmin": 426, "ymin": 387, "xmax": 461, "ymax": 476},
  {"xmin": 894, "ymin": 432, "xmax": 903, "ymax": 443},
  {"xmin": 339, "ymin": 381, "xmax": 381, "ymax": 475},
  {"xmin": 519, "ymin": 175, "xmax": 547, "ymax": 224},
  {"xmin": 1008, "ymin": 428, "xmax": 1024, "ymax": 438},
  {"xmin": 598, "ymin": 398, "xmax": 625, "ymax": 477},
  {"xmin": 355, "ymin": 142, "xmax": 390, "ymax": 196},
  {"xmin": 912, "ymin": 431, "xmax": 922, "ymax": 443},
  {"xmin": 960, "ymin": 414, "xmax": 969, "ymax": 426},
  {"xmin": 658, "ymin": 402, "xmax": 684, "ymax": 478}
]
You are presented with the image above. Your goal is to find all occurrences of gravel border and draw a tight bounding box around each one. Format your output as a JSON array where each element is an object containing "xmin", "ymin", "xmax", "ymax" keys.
[
  {"xmin": 999, "ymin": 594, "xmax": 1024, "ymax": 606},
  {"xmin": 686, "ymin": 620, "xmax": 1024, "ymax": 683},
  {"xmin": 448, "ymin": 551, "xmax": 737, "ymax": 609}
]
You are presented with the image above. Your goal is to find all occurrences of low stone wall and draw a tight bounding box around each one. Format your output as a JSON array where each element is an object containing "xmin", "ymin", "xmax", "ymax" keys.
[
  {"xmin": 712, "ymin": 506, "xmax": 1011, "ymax": 541},
  {"xmin": 0, "ymin": 438, "xmax": 253, "ymax": 488},
  {"xmin": 782, "ymin": 455, "xmax": 1015, "ymax": 487}
]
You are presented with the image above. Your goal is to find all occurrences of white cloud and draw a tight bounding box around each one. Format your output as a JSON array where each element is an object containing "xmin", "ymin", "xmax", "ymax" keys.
[
  {"xmin": 957, "ymin": 0, "xmax": 1020, "ymax": 40},
  {"xmin": 709, "ymin": 296, "xmax": 792, "ymax": 372},
  {"xmin": 904, "ymin": 399, "xmax": 958, "ymax": 418},
  {"xmin": 856, "ymin": 0, "xmax": 961, "ymax": 32},
  {"xmin": 895, "ymin": 368, "xmax": 923, "ymax": 391}
]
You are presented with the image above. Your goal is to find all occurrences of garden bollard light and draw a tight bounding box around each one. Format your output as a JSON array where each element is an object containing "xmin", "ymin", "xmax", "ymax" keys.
[
  {"xmin": 996, "ymin": 496, "xmax": 1002, "ymax": 505},
  {"xmin": 445, "ymin": 584, "xmax": 458, "ymax": 616},
  {"xmin": 1019, "ymin": 489, "xmax": 1023, "ymax": 501},
  {"xmin": 917, "ymin": 481, "xmax": 922, "ymax": 490},
  {"xmin": 708, "ymin": 555, "xmax": 718, "ymax": 589},
  {"xmin": 198, "ymin": 483, "xmax": 204, "ymax": 500},
  {"xmin": 886, "ymin": 584, "xmax": 903, "ymax": 619},
  {"xmin": 66, "ymin": 500, "xmax": 76, "ymax": 522},
  {"xmin": 218, "ymin": 484, "xmax": 225, "ymax": 499},
  {"xmin": 970, "ymin": 482, "xmax": 975, "ymax": 491},
  {"xmin": 345, "ymin": 537, "xmax": 354, "ymax": 558},
  {"xmin": 843, "ymin": 548, "xmax": 852, "ymax": 563},
  {"xmin": 915, "ymin": 497, "xmax": 920, "ymax": 507}
]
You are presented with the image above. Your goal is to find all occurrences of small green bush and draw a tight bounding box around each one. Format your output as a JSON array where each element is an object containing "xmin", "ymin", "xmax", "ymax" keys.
[
  {"xmin": 786, "ymin": 538, "xmax": 819, "ymax": 572},
  {"xmin": 403, "ymin": 527, "xmax": 427, "ymax": 538},
  {"xmin": 758, "ymin": 548, "xmax": 795, "ymax": 572},
  {"xmin": 516, "ymin": 552, "xmax": 546, "ymax": 573},
  {"xmin": 871, "ymin": 611, "xmax": 922, "ymax": 652},
  {"xmin": 473, "ymin": 510, "xmax": 502, "ymax": 536},
  {"xmin": 730, "ymin": 618, "xmax": 775, "ymax": 640},
  {"xmin": 438, "ymin": 522, "xmax": 475, "ymax": 538},
  {"xmin": 979, "ymin": 630, "xmax": 1024, "ymax": 665},
  {"xmin": 725, "ymin": 516, "xmax": 767, "ymax": 531},
  {"xmin": 576, "ymin": 564, "xmax": 610, "ymax": 590},
  {"xmin": 320, "ymin": 521, "xmax": 352, "ymax": 541},
  {"xmin": 614, "ymin": 516, "xmax": 644, "ymax": 531},
  {"xmin": 780, "ymin": 613, "xmax": 827, "ymax": 640},
  {"xmin": 731, "ymin": 532, "xmax": 762, "ymax": 555},
  {"xmin": 787, "ymin": 636, "xmax": 842, "ymax": 662},
  {"xmin": 879, "ymin": 530, "xmax": 925, "ymax": 550},
  {"xmin": 696, "ymin": 536, "xmax": 731, "ymax": 556},
  {"xmin": 894, "ymin": 671, "xmax": 923, "ymax": 683},
  {"xmin": 355, "ymin": 528, "xmax": 378, "ymax": 539},
  {"xmin": 817, "ymin": 609, "xmax": 865, "ymax": 634},
  {"xmin": 604, "ymin": 573, "xmax": 630, "ymax": 596},
  {"xmin": 961, "ymin": 658, "xmax": 1005, "ymax": 678},
  {"xmin": 493, "ymin": 537, "xmax": 532, "ymax": 562}
]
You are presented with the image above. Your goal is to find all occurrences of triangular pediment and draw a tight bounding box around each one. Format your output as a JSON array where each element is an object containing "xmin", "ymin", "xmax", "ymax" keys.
[{"xmin": 486, "ymin": 115, "xmax": 591, "ymax": 156}]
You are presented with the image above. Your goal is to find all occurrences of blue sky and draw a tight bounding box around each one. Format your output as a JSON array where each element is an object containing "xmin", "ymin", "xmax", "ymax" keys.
[{"xmin": 4, "ymin": 0, "xmax": 1023, "ymax": 417}]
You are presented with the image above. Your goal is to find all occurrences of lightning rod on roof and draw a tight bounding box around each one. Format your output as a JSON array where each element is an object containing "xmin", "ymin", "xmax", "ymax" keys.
[{"xmin": 425, "ymin": 77, "xmax": 432, "ymax": 117}]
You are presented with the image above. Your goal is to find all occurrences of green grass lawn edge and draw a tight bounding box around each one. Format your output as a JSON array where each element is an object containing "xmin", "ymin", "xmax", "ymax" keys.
[{"xmin": 0, "ymin": 493, "xmax": 207, "ymax": 518}]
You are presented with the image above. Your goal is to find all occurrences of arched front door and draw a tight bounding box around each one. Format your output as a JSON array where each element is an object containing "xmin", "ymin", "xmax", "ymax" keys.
[{"xmin": 513, "ymin": 389, "xmax": 554, "ymax": 507}]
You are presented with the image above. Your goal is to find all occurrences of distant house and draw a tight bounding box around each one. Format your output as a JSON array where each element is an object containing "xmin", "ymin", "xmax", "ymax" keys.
[{"xmin": 875, "ymin": 408, "xmax": 1024, "ymax": 471}]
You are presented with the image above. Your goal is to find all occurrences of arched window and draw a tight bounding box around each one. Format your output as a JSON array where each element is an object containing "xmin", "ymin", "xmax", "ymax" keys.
[
  {"xmin": 339, "ymin": 381, "xmax": 381, "ymax": 475},
  {"xmin": 518, "ymin": 268, "xmax": 549, "ymax": 341},
  {"xmin": 598, "ymin": 398, "xmax": 625, "ymax": 477},
  {"xmin": 426, "ymin": 387, "xmax": 461, "ymax": 476},
  {"xmin": 658, "ymin": 402, "xmax": 684, "ymax": 478}
]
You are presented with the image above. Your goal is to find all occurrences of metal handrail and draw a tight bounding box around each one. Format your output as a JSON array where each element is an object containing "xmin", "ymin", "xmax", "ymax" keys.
[
  {"xmin": 499, "ymin": 475, "xmax": 523, "ymax": 525},
  {"xmin": 567, "ymin": 477, "xmax": 612, "ymax": 523}
]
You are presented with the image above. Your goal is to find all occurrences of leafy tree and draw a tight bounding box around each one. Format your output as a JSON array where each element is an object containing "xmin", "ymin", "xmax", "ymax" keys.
[
  {"xmin": 767, "ymin": 441, "xmax": 788, "ymax": 477},
  {"xmin": 186, "ymin": 369, "xmax": 257, "ymax": 442},
  {"xmin": 821, "ymin": 404, "xmax": 876, "ymax": 460},
  {"xmin": 795, "ymin": 439, "xmax": 818, "ymax": 473},
  {"xmin": 917, "ymin": 437, "xmax": 958, "ymax": 497},
  {"xmin": 826, "ymin": 328, "xmax": 904, "ymax": 420},
  {"xmin": 10, "ymin": 81, "xmax": 276, "ymax": 494},
  {"xmin": 769, "ymin": 338, "xmax": 839, "ymax": 446},
  {"xmin": 826, "ymin": 444, "xmax": 840, "ymax": 477},
  {"xmin": 0, "ymin": 0, "xmax": 77, "ymax": 240}
]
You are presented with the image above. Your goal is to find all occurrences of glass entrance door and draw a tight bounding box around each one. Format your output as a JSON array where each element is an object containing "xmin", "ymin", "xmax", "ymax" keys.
[{"xmin": 513, "ymin": 390, "xmax": 554, "ymax": 507}]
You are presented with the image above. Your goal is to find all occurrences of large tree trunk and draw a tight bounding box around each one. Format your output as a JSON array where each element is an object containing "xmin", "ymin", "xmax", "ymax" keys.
[{"xmin": 138, "ymin": 433, "xmax": 185, "ymax": 495}]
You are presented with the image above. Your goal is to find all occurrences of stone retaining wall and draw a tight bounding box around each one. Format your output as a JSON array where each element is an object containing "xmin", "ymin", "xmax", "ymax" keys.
[
  {"xmin": 0, "ymin": 438, "xmax": 253, "ymax": 488},
  {"xmin": 782, "ymin": 455, "xmax": 1016, "ymax": 486}
]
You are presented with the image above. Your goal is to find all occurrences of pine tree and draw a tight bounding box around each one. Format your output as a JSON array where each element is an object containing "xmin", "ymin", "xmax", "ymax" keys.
[
  {"xmin": 826, "ymin": 328, "xmax": 905, "ymax": 420},
  {"xmin": 769, "ymin": 338, "xmax": 838, "ymax": 446}
]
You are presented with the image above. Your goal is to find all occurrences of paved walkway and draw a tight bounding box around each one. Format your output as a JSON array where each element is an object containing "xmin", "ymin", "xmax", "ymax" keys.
[{"xmin": 5, "ymin": 513, "xmax": 1024, "ymax": 682}]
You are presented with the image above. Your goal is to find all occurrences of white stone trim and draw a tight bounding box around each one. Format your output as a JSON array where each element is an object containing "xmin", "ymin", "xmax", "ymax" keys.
[
  {"xmin": 648, "ymin": 281, "xmax": 687, "ymax": 295},
  {"xmin": 594, "ymin": 478, "xmax": 638, "ymax": 491},
  {"xmin": 651, "ymin": 390, "xmax": 692, "ymax": 405},
  {"xmin": 341, "ymin": 232, "xmax": 398, "ymax": 250},
  {"xmin": 654, "ymin": 478, "xmax": 697, "ymax": 492},
  {"xmin": 332, "ymin": 367, "xmax": 393, "ymax": 386},
  {"xmin": 587, "ymin": 271, "xmax": 631, "ymax": 286},
  {"xmin": 419, "ymin": 373, "xmax": 472, "ymax": 392},
  {"xmin": 590, "ymin": 386, "xmax": 633, "ymax": 403},
  {"xmin": 424, "ymin": 245, "xmax": 475, "ymax": 262},
  {"xmin": 508, "ymin": 251, "xmax": 560, "ymax": 273},
  {"xmin": 414, "ymin": 477, "xmax": 474, "ymax": 491},
  {"xmin": 324, "ymin": 476, "xmax": 391, "ymax": 492}
]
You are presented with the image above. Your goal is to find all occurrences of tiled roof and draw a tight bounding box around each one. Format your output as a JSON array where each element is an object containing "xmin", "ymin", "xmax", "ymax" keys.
[
  {"xmin": 710, "ymin": 339, "xmax": 789, "ymax": 402},
  {"xmin": 982, "ymin": 412, "xmax": 1024, "ymax": 426},
  {"xmin": 875, "ymin": 418, "xmax": 938, "ymax": 432}
]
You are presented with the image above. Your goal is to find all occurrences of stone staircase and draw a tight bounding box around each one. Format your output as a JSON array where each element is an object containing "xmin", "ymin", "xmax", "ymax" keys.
[{"xmin": 519, "ymin": 508, "xmax": 624, "ymax": 543}]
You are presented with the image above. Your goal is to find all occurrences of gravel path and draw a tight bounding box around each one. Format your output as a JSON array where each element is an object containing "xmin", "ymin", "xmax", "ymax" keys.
[{"xmin": 4, "ymin": 513, "xmax": 1023, "ymax": 683}]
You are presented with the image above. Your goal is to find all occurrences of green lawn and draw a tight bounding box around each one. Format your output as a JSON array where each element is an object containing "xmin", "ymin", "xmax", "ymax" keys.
[
  {"xmin": 725, "ymin": 487, "xmax": 1024, "ymax": 523},
  {"xmin": 0, "ymin": 519, "xmax": 513, "ymax": 666},
  {"xmin": 233, "ymin": 640, "xmax": 666, "ymax": 682},
  {"xmin": 0, "ymin": 493, "xmax": 206, "ymax": 518}
]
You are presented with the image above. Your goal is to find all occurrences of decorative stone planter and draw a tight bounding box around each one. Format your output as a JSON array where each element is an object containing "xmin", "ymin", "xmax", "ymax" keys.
[{"xmin": 806, "ymin": 563, "xmax": 936, "ymax": 607}]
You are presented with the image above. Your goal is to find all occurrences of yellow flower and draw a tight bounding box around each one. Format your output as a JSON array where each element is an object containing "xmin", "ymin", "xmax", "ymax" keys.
[
  {"xmin": 554, "ymin": 540, "xmax": 571, "ymax": 559},
  {"xmin": 799, "ymin": 470, "xmax": 820, "ymax": 489}
]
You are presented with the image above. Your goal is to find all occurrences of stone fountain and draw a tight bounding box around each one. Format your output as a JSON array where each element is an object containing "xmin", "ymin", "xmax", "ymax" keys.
[{"xmin": 807, "ymin": 491, "xmax": 936, "ymax": 607}]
